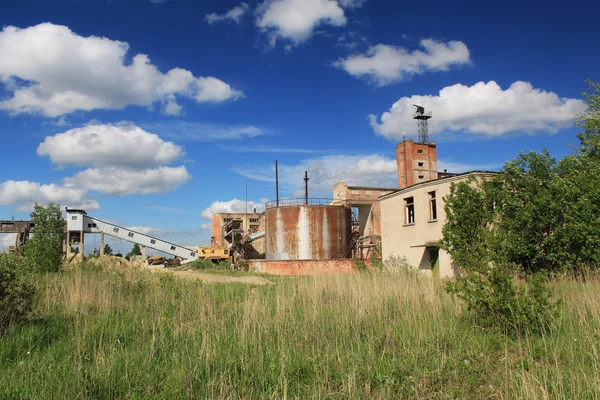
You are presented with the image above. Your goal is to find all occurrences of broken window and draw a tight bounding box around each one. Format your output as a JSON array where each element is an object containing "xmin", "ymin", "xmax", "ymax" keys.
[
  {"xmin": 150, "ymin": 239, "xmax": 156, "ymax": 244},
  {"xmin": 405, "ymin": 197, "xmax": 415, "ymax": 224},
  {"xmin": 113, "ymin": 227, "xmax": 119, "ymax": 233},
  {"xmin": 418, "ymin": 162, "xmax": 424, "ymax": 167},
  {"xmin": 71, "ymin": 216, "xmax": 77, "ymax": 220},
  {"xmin": 249, "ymin": 218, "xmax": 259, "ymax": 223},
  {"xmin": 87, "ymin": 223, "xmax": 97, "ymax": 228},
  {"xmin": 170, "ymin": 246, "xmax": 176, "ymax": 251},
  {"xmin": 418, "ymin": 175, "xmax": 424, "ymax": 179},
  {"xmin": 128, "ymin": 232, "xmax": 134, "ymax": 238},
  {"xmin": 429, "ymin": 191, "xmax": 437, "ymax": 220},
  {"xmin": 249, "ymin": 224, "xmax": 259, "ymax": 233},
  {"xmin": 417, "ymin": 149, "xmax": 424, "ymax": 154},
  {"xmin": 223, "ymin": 218, "xmax": 232, "ymax": 223}
]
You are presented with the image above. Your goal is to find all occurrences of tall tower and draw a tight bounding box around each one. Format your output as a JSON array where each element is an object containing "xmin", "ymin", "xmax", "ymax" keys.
[{"xmin": 413, "ymin": 105, "xmax": 432, "ymax": 143}]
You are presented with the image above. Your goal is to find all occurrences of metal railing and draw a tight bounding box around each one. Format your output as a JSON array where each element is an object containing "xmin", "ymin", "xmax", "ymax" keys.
[{"xmin": 265, "ymin": 198, "xmax": 334, "ymax": 209}]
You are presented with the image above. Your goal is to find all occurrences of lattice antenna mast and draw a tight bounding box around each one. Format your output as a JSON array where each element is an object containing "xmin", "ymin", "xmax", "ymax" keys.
[{"xmin": 412, "ymin": 105, "xmax": 432, "ymax": 143}]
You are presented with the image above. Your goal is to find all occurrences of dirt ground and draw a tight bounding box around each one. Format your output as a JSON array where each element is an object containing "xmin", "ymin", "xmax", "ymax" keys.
[{"xmin": 152, "ymin": 269, "xmax": 275, "ymax": 286}]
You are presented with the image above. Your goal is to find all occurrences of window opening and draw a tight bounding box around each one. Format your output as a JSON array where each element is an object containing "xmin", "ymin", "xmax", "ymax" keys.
[
  {"xmin": 418, "ymin": 162, "xmax": 424, "ymax": 167},
  {"xmin": 429, "ymin": 191, "xmax": 437, "ymax": 220},
  {"xmin": 113, "ymin": 228, "xmax": 119, "ymax": 233},
  {"xmin": 405, "ymin": 197, "xmax": 415, "ymax": 224},
  {"xmin": 128, "ymin": 232, "xmax": 134, "ymax": 238},
  {"xmin": 150, "ymin": 239, "xmax": 156, "ymax": 244}
]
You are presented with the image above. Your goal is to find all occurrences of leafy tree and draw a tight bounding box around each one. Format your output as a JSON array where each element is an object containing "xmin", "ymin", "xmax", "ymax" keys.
[
  {"xmin": 103, "ymin": 244, "xmax": 113, "ymax": 256},
  {"xmin": 24, "ymin": 202, "xmax": 65, "ymax": 273},
  {"xmin": 440, "ymin": 176, "xmax": 496, "ymax": 273},
  {"xmin": 443, "ymin": 80, "xmax": 600, "ymax": 274},
  {"xmin": 126, "ymin": 243, "xmax": 142, "ymax": 260}
]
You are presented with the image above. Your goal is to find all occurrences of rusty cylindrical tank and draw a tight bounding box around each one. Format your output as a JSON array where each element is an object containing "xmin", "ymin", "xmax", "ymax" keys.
[{"xmin": 265, "ymin": 205, "xmax": 352, "ymax": 260}]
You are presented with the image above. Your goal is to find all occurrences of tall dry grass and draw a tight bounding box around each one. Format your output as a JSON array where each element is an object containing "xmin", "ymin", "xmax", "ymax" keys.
[{"xmin": 1, "ymin": 262, "xmax": 599, "ymax": 399}]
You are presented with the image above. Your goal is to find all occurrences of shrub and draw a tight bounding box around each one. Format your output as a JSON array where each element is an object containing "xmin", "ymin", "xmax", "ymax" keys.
[
  {"xmin": 447, "ymin": 267, "xmax": 558, "ymax": 336},
  {"xmin": 0, "ymin": 254, "xmax": 36, "ymax": 331}
]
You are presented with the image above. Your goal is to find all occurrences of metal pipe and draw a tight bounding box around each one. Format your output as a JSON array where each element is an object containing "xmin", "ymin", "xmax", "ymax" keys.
[
  {"xmin": 304, "ymin": 171, "xmax": 309, "ymax": 205},
  {"xmin": 275, "ymin": 160, "xmax": 279, "ymax": 207}
]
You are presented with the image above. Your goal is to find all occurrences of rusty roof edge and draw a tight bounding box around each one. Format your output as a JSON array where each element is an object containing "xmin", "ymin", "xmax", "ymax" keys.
[{"xmin": 379, "ymin": 170, "xmax": 501, "ymax": 201}]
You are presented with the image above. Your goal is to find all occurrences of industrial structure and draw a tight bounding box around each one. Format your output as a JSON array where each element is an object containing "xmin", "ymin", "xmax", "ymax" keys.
[
  {"xmin": 264, "ymin": 199, "xmax": 352, "ymax": 260},
  {"xmin": 211, "ymin": 212, "xmax": 266, "ymax": 259},
  {"xmin": 1, "ymin": 105, "xmax": 500, "ymax": 277},
  {"xmin": 380, "ymin": 169, "xmax": 498, "ymax": 277},
  {"xmin": 413, "ymin": 105, "xmax": 432, "ymax": 143},
  {"xmin": 331, "ymin": 183, "xmax": 396, "ymax": 259},
  {"xmin": 65, "ymin": 209, "xmax": 199, "ymax": 261},
  {"xmin": 0, "ymin": 219, "xmax": 33, "ymax": 252}
]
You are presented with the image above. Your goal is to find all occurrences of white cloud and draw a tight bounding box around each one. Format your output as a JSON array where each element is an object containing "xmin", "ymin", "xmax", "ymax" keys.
[
  {"xmin": 338, "ymin": 0, "xmax": 368, "ymax": 8},
  {"xmin": 200, "ymin": 199, "xmax": 266, "ymax": 219},
  {"xmin": 145, "ymin": 121, "xmax": 266, "ymax": 141},
  {"xmin": 205, "ymin": 3, "xmax": 250, "ymax": 24},
  {"xmin": 369, "ymin": 81, "xmax": 587, "ymax": 139},
  {"xmin": 0, "ymin": 180, "xmax": 100, "ymax": 212},
  {"xmin": 64, "ymin": 166, "xmax": 191, "ymax": 196},
  {"xmin": 256, "ymin": 0, "xmax": 346, "ymax": 45},
  {"xmin": 200, "ymin": 223, "xmax": 212, "ymax": 230},
  {"xmin": 335, "ymin": 39, "xmax": 471, "ymax": 86},
  {"xmin": 125, "ymin": 226, "xmax": 201, "ymax": 238},
  {"xmin": 0, "ymin": 23, "xmax": 243, "ymax": 117},
  {"xmin": 37, "ymin": 123, "xmax": 184, "ymax": 168},
  {"xmin": 238, "ymin": 154, "xmax": 398, "ymax": 196}
]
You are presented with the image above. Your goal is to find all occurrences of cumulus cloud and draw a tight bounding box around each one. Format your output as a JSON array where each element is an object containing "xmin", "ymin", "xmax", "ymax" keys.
[
  {"xmin": 335, "ymin": 39, "xmax": 471, "ymax": 86},
  {"xmin": 0, "ymin": 180, "xmax": 100, "ymax": 212},
  {"xmin": 64, "ymin": 166, "xmax": 191, "ymax": 196},
  {"xmin": 205, "ymin": 3, "xmax": 250, "ymax": 24},
  {"xmin": 37, "ymin": 123, "xmax": 184, "ymax": 168},
  {"xmin": 200, "ymin": 199, "xmax": 266, "ymax": 219},
  {"xmin": 369, "ymin": 81, "xmax": 587, "ymax": 139},
  {"xmin": 0, "ymin": 23, "xmax": 243, "ymax": 117},
  {"xmin": 256, "ymin": 0, "xmax": 346, "ymax": 45}
]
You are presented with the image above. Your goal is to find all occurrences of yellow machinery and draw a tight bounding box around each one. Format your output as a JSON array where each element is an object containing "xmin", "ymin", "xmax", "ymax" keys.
[{"xmin": 196, "ymin": 246, "xmax": 231, "ymax": 262}]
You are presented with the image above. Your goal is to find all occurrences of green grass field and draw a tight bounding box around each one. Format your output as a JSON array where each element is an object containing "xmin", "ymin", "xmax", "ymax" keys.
[{"xmin": 1, "ymin": 263, "xmax": 599, "ymax": 399}]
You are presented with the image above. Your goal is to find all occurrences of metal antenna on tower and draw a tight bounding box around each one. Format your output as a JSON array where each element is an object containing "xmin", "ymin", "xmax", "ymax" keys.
[{"xmin": 412, "ymin": 105, "xmax": 432, "ymax": 143}]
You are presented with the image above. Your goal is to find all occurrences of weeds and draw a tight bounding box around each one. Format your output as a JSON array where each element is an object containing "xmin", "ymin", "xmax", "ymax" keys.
[{"xmin": 0, "ymin": 263, "xmax": 598, "ymax": 398}]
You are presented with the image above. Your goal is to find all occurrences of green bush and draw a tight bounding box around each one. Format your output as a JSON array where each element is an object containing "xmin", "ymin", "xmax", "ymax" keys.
[
  {"xmin": 447, "ymin": 268, "xmax": 558, "ymax": 336},
  {"xmin": 0, "ymin": 254, "xmax": 36, "ymax": 332}
]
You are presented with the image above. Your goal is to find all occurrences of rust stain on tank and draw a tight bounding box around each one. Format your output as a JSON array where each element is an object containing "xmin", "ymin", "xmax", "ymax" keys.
[{"xmin": 266, "ymin": 205, "xmax": 351, "ymax": 260}]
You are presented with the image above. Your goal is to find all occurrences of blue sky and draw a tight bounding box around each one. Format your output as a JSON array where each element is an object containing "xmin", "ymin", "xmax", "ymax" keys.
[{"xmin": 0, "ymin": 0, "xmax": 598, "ymax": 253}]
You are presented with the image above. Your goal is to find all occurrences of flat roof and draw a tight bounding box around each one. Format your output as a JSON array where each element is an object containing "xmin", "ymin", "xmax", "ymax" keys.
[
  {"xmin": 346, "ymin": 185, "xmax": 397, "ymax": 191},
  {"xmin": 379, "ymin": 170, "xmax": 500, "ymax": 201}
]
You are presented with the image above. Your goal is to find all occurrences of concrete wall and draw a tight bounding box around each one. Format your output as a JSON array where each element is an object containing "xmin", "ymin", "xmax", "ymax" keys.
[
  {"xmin": 332, "ymin": 182, "xmax": 395, "ymax": 237},
  {"xmin": 248, "ymin": 259, "xmax": 356, "ymax": 276},
  {"xmin": 380, "ymin": 173, "xmax": 496, "ymax": 278}
]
